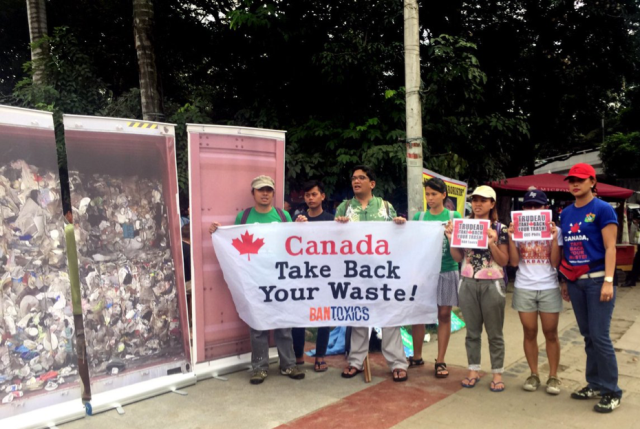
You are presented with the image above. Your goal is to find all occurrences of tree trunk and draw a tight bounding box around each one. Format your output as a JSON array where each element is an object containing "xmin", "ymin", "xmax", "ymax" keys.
[
  {"xmin": 404, "ymin": 0, "xmax": 424, "ymax": 219},
  {"xmin": 26, "ymin": 0, "xmax": 48, "ymax": 84},
  {"xmin": 133, "ymin": 0, "xmax": 163, "ymax": 121}
]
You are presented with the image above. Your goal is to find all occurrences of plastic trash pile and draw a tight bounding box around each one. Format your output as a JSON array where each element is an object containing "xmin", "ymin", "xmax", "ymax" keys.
[
  {"xmin": 0, "ymin": 160, "xmax": 78, "ymax": 405},
  {"xmin": 69, "ymin": 172, "xmax": 184, "ymax": 377}
]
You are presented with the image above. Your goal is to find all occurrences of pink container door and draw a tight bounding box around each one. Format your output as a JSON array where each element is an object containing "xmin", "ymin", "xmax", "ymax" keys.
[
  {"xmin": 188, "ymin": 125, "xmax": 285, "ymax": 363},
  {"xmin": 62, "ymin": 115, "xmax": 191, "ymax": 394}
]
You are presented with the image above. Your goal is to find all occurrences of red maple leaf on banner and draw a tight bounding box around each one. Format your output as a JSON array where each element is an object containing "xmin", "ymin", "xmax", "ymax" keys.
[{"xmin": 231, "ymin": 231, "xmax": 265, "ymax": 261}]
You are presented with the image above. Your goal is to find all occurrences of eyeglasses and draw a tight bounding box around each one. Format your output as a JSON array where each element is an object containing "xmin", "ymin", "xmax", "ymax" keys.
[{"xmin": 351, "ymin": 175, "xmax": 369, "ymax": 182}]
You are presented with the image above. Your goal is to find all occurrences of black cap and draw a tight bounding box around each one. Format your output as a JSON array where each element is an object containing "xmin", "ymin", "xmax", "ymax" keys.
[{"xmin": 523, "ymin": 189, "xmax": 548, "ymax": 205}]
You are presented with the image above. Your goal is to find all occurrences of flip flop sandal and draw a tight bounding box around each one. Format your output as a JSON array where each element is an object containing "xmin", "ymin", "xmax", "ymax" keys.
[
  {"xmin": 392, "ymin": 368, "xmax": 408, "ymax": 382},
  {"xmin": 341, "ymin": 366, "xmax": 364, "ymax": 378},
  {"xmin": 296, "ymin": 359, "xmax": 305, "ymax": 366},
  {"xmin": 490, "ymin": 381, "xmax": 505, "ymax": 392},
  {"xmin": 314, "ymin": 360, "xmax": 328, "ymax": 373},
  {"xmin": 435, "ymin": 361, "xmax": 449, "ymax": 378},
  {"xmin": 408, "ymin": 357, "xmax": 425, "ymax": 368},
  {"xmin": 461, "ymin": 377, "xmax": 480, "ymax": 388}
]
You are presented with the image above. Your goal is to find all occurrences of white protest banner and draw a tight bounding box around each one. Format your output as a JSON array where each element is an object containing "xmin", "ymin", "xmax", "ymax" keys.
[
  {"xmin": 450, "ymin": 218, "xmax": 490, "ymax": 249},
  {"xmin": 211, "ymin": 221, "xmax": 443, "ymax": 330},
  {"xmin": 511, "ymin": 210, "xmax": 553, "ymax": 241}
]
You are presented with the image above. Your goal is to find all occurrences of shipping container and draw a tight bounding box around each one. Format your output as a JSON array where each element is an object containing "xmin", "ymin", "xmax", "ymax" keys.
[{"xmin": 187, "ymin": 124, "xmax": 285, "ymax": 367}]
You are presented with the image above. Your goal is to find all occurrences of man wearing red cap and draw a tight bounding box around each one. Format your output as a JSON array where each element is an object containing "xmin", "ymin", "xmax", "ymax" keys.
[{"xmin": 559, "ymin": 163, "xmax": 622, "ymax": 413}]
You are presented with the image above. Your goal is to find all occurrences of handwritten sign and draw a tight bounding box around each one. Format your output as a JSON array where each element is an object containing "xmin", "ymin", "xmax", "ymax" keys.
[
  {"xmin": 511, "ymin": 210, "xmax": 552, "ymax": 241},
  {"xmin": 450, "ymin": 219, "xmax": 490, "ymax": 249}
]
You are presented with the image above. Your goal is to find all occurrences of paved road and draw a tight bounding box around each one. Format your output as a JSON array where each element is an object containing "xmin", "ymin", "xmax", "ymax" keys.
[{"xmin": 61, "ymin": 285, "xmax": 640, "ymax": 429}]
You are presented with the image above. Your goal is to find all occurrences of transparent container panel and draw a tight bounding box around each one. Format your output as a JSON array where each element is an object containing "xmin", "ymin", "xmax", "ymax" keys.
[
  {"xmin": 64, "ymin": 124, "xmax": 189, "ymax": 394},
  {"xmin": 0, "ymin": 108, "xmax": 81, "ymax": 419}
]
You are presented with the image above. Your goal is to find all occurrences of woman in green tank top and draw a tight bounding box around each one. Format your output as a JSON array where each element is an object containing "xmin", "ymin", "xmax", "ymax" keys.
[{"xmin": 409, "ymin": 178, "xmax": 461, "ymax": 378}]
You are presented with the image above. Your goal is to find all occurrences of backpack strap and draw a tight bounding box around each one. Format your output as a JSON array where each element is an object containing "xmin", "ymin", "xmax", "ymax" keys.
[
  {"xmin": 384, "ymin": 201, "xmax": 390, "ymax": 219},
  {"xmin": 274, "ymin": 207, "xmax": 288, "ymax": 222},
  {"xmin": 240, "ymin": 208, "xmax": 252, "ymax": 225},
  {"xmin": 419, "ymin": 211, "xmax": 426, "ymax": 221}
]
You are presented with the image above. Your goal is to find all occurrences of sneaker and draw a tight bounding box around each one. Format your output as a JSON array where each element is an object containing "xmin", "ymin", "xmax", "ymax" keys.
[
  {"xmin": 594, "ymin": 394, "xmax": 621, "ymax": 413},
  {"xmin": 571, "ymin": 385, "xmax": 599, "ymax": 400},
  {"xmin": 523, "ymin": 374, "xmax": 541, "ymax": 392},
  {"xmin": 280, "ymin": 366, "xmax": 305, "ymax": 380},
  {"xmin": 546, "ymin": 376, "xmax": 561, "ymax": 395},
  {"xmin": 250, "ymin": 370, "xmax": 268, "ymax": 385}
]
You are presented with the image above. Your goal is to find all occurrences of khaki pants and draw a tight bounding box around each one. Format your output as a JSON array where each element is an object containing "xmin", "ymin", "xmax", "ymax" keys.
[
  {"xmin": 347, "ymin": 327, "xmax": 408, "ymax": 371},
  {"xmin": 459, "ymin": 277, "xmax": 506, "ymax": 373}
]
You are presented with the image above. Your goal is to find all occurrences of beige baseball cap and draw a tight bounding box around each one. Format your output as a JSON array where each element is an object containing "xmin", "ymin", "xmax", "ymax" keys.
[
  {"xmin": 470, "ymin": 185, "xmax": 496, "ymax": 200},
  {"xmin": 251, "ymin": 175, "xmax": 275, "ymax": 190}
]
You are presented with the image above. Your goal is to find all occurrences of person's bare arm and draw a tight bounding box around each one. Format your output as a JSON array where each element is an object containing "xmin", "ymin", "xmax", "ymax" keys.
[
  {"xmin": 445, "ymin": 220, "xmax": 464, "ymax": 262},
  {"xmin": 488, "ymin": 228, "xmax": 509, "ymax": 267},
  {"xmin": 507, "ymin": 222, "xmax": 520, "ymax": 267},
  {"xmin": 549, "ymin": 222, "xmax": 561, "ymax": 268},
  {"xmin": 600, "ymin": 223, "xmax": 617, "ymax": 302}
]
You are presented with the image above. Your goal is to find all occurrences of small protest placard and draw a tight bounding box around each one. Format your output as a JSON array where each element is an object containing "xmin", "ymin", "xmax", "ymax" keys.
[
  {"xmin": 511, "ymin": 210, "xmax": 552, "ymax": 241},
  {"xmin": 450, "ymin": 219, "xmax": 490, "ymax": 249}
]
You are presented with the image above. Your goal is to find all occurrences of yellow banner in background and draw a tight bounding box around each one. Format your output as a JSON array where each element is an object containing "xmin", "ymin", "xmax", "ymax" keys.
[{"xmin": 422, "ymin": 168, "xmax": 468, "ymax": 216}]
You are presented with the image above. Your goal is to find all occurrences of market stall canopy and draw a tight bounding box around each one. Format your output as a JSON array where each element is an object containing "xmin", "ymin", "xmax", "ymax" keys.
[{"xmin": 488, "ymin": 173, "xmax": 634, "ymax": 200}]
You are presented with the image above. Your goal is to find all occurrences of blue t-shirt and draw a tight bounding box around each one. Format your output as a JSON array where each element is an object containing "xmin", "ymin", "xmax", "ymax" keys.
[{"xmin": 560, "ymin": 198, "xmax": 618, "ymax": 273}]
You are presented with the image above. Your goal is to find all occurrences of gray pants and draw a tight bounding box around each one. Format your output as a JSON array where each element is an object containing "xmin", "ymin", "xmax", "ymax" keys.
[
  {"xmin": 250, "ymin": 328, "xmax": 296, "ymax": 371},
  {"xmin": 459, "ymin": 277, "xmax": 506, "ymax": 373},
  {"xmin": 347, "ymin": 327, "xmax": 408, "ymax": 371}
]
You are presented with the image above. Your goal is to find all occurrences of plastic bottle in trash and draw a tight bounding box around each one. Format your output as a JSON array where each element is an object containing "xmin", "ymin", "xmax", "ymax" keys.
[{"xmin": 5, "ymin": 384, "xmax": 22, "ymax": 393}]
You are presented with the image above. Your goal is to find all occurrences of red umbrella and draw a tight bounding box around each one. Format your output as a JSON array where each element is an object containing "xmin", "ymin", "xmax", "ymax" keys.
[{"xmin": 488, "ymin": 173, "xmax": 633, "ymax": 200}]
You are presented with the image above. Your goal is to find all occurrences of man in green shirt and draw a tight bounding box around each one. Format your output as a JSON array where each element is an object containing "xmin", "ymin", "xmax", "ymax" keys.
[
  {"xmin": 209, "ymin": 175, "xmax": 304, "ymax": 385},
  {"xmin": 336, "ymin": 165, "xmax": 409, "ymax": 382}
]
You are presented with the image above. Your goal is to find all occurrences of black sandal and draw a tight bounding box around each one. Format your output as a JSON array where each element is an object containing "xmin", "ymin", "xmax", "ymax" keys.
[
  {"xmin": 341, "ymin": 366, "xmax": 364, "ymax": 378},
  {"xmin": 393, "ymin": 368, "xmax": 408, "ymax": 382},
  {"xmin": 408, "ymin": 357, "xmax": 424, "ymax": 367},
  {"xmin": 435, "ymin": 361, "xmax": 449, "ymax": 378}
]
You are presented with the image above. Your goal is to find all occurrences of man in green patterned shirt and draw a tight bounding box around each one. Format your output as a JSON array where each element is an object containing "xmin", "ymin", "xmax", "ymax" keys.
[{"xmin": 335, "ymin": 165, "xmax": 409, "ymax": 382}]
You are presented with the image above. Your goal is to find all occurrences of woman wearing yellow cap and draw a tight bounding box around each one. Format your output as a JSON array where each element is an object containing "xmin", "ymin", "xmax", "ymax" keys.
[{"xmin": 445, "ymin": 185, "xmax": 509, "ymax": 392}]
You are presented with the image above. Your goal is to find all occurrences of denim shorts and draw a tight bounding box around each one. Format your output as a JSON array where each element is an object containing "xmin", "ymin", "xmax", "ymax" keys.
[{"xmin": 512, "ymin": 287, "xmax": 563, "ymax": 313}]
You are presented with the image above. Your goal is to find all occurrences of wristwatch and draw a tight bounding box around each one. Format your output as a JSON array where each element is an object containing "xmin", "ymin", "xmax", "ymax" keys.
[{"xmin": 604, "ymin": 276, "xmax": 614, "ymax": 283}]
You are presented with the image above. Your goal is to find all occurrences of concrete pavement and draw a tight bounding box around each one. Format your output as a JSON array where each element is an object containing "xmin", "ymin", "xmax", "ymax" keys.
[{"xmin": 61, "ymin": 285, "xmax": 640, "ymax": 429}]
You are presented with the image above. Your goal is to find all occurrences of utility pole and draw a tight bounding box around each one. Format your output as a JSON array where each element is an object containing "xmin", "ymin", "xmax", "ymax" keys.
[{"xmin": 404, "ymin": 0, "xmax": 424, "ymax": 219}]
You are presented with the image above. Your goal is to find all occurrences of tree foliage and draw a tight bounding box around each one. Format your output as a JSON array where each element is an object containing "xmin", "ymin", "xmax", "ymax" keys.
[
  {"xmin": 601, "ymin": 132, "xmax": 640, "ymax": 178},
  {"xmin": 1, "ymin": 0, "xmax": 639, "ymax": 209}
]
